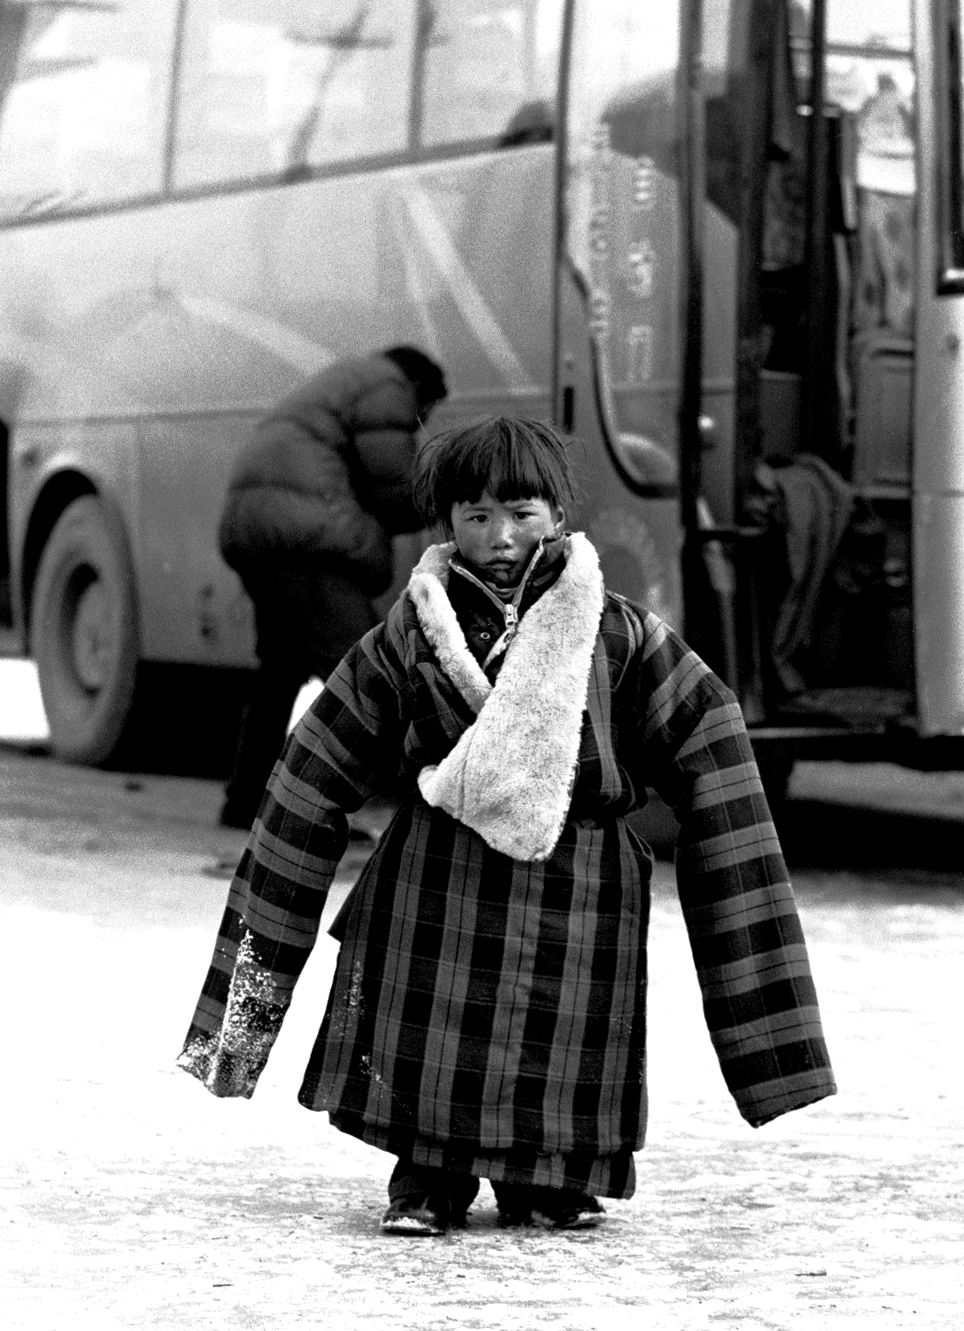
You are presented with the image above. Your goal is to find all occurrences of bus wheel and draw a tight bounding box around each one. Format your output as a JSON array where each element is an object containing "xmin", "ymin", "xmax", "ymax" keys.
[{"xmin": 30, "ymin": 495, "xmax": 139, "ymax": 765}]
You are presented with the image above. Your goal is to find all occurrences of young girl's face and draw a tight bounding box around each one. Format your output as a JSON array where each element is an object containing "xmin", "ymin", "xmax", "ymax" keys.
[{"xmin": 450, "ymin": 491, "xmax": 564, "ymax": 587}]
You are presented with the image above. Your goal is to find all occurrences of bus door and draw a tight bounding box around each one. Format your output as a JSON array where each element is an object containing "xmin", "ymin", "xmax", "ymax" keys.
[
  {"xmin": 703, "ymin": 1, "xmax": 929, "ymax": 751},
  {"xmin": 910, "ymin": 0, "xmax": 964, "ymax": 738},
  {"xmin": 558, "ymin": 0, "xmax": 759, "ymax": 690},
  {"xmin": 556, "ymin": 0, "xmax": 695, "ymax": 628},
  {"xmin": 775, "ymin": 0, "xmax": 962, "ymax": 749}
]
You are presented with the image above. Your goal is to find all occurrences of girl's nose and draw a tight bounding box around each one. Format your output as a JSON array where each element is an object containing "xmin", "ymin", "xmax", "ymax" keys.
[{"xmin": 490, "ymin": 520, "xmax": 514, "ymax": 547}]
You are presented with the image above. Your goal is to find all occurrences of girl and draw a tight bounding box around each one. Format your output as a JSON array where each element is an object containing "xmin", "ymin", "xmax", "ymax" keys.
[{"xmin": 178, "ymin": 417, "xmax": 835, "ymax": 1235}]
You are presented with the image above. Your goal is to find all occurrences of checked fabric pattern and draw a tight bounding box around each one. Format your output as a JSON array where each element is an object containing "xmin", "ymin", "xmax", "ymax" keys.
[{"xmin": 178, "ymin": 584, "xmax": 835, "ymax": 1194}]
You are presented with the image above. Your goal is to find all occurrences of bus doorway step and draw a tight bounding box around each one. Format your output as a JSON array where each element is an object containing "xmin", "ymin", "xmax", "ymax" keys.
[{"xmin": 768, "ymin": 687, "xmax": 914, "ymax": 731}]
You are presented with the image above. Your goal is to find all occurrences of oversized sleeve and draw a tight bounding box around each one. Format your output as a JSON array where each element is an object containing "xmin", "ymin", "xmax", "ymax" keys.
[
  {"xmin": 628, "ymin": 608, "xmax": 836, "ymax": 1127},
  {"xmin": 176, "ymin": 617, "xmax": 409, "ymax": 1098}
]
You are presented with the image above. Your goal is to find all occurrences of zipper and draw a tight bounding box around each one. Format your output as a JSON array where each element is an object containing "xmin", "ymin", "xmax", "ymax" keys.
[{"xmin": 450, "ymin": 545, "xmax": 544, "ymax": 668}]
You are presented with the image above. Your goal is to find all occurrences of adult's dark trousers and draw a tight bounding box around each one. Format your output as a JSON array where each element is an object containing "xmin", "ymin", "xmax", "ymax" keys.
[
  {"xmin": 219, "ymin": 567, "xmax": 380, "ymax": 830},
  {"xmin": 219, "ymin": 652, "xmax": 316, "ymax": 830}
]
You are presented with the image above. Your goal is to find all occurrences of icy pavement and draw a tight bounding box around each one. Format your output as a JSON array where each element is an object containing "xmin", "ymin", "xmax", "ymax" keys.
[{"xmin": 1, "ymin": 748, "xmax": 962, "ymax": 1330}]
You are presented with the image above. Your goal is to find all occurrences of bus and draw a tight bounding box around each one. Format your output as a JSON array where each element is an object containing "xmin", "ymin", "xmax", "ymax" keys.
[{"xmin": 0, "ymin": 0, "xmax": 962, "ymax": 792}]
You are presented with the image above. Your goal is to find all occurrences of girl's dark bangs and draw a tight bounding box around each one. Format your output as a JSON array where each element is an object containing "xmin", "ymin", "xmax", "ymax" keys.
[
  {"xmin": 453, "ymin": 427, "xmax": 561, "ymax": 504},
  {"xmin": 414, "ymin": 417, "xmax": 575, "ymax": 523},
  {"xmin": 489, "ymin": 444, "xmax": 557, "ymax": 501}
]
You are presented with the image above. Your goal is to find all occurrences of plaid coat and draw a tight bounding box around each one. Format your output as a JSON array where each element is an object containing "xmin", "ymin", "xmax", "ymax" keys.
[{"xmin": 178, "ymin": 537, "xmax": 835, "ymax": 1195}]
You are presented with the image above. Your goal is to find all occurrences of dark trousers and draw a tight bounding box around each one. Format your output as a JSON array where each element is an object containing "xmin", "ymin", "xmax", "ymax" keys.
[
  {"xmin": 221, "ymin": 570, "xmax": 379, "ymax": 829},
  {"xmin": 387, "ymin": 1160, "xmax": 590, "ymax": 1209},
  {"xmin": 388, "ymin": 1160, "xmax": 480, "ymax": 1212},
  {"xmin": 220, "ymin": 653, "xmax": 316, "ymax": 828}
]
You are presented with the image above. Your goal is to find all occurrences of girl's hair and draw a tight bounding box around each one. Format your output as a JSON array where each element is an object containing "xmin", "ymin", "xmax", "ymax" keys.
[{"xmin": 413, "ymin": 416, "xmax": 576, "ymax": 528}]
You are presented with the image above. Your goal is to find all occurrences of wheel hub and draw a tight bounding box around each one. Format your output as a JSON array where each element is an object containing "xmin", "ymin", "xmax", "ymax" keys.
[{"xmin": 71, "ymin": 579, "xmax": 113, "ymax": 690}]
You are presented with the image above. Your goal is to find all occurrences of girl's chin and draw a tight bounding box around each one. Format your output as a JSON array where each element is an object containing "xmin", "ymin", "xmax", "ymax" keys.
[{"xmin": 485, "ymin": 566, "xmax": 520, "ymax": 586}]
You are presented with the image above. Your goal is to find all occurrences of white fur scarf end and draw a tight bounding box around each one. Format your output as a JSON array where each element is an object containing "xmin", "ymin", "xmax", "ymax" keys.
[{"xmin": 408, "ymin": 534, "xmax": 604, "ymax": 861}]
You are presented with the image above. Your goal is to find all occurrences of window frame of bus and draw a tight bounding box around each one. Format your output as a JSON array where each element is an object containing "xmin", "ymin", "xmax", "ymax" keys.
[
  {"xmin": 0, "ymin": 0, "xmax": 178, "ymax": 225},
  {"xmin": 0, "ymin": 1, "xmax": 567, "ymax": 218},
  {"xmin": 168, "ymin": 0, "xmax": 565, "ymax": 197},
  {"xmin": 935, "ymin": 0, "xmax": 964, "ymax": 292},
  {"xmin": 169, "ymin": 0, "xmax": 419, "ymax": 193}
]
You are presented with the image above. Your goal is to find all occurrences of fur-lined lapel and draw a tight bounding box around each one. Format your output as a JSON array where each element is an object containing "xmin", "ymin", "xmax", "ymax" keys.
[
  {"xmin": 408, "ymin": 542, "xmax": 492, "ymax": 715},
  {"xmin": 408, "ymin": 534, "xmax": 605, "ymax": 861}
]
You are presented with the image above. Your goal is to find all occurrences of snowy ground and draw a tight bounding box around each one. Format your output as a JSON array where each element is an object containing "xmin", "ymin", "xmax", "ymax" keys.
[{"xmin": 1, "ymin": 664, "xmax": 962, "ymax": 1330}]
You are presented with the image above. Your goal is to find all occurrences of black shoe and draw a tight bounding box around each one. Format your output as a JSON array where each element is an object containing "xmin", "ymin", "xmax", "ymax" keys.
[
  {"xmin": 530, "ymin": 1192, "xmax": 606, "ymax": 1230},
  {"xmin": 494, "ymin": 1183, "xmax": 606, "ymax": 1231},
  {"xmin": 380, "ymin": 1175, "xmax": 479, "ymax": 1236},
  {"xmin": 380, "ymin": 1194, "xmax": 449, "ymax": 1236}
]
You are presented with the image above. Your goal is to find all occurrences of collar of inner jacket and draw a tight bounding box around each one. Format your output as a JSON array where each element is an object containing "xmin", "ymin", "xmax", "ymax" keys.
[{"xmin": 448, "ymin": 533, "xmax": 568, "ymax": 677}]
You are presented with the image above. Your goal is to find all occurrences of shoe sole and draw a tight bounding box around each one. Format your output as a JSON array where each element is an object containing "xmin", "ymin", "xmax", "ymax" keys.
[
  {"xmin": 379, "ymin": 1216, "xmax": 447, "ymax": 1236},
  {"xmin": 526, "ymin": 1209, "xmax": 607, "ymax": 1231}
]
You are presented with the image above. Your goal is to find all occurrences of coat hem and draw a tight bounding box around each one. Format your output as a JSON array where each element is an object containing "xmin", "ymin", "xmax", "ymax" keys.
[{"xmin": 324, "ymin": 1110, "xmax": 638, "ymax": 1199}]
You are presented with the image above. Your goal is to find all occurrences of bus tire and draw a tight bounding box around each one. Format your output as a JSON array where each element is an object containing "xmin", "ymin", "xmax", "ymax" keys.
[{"xmin": 30, "ymin": 495, "xmax": 139, "ymax": 765}]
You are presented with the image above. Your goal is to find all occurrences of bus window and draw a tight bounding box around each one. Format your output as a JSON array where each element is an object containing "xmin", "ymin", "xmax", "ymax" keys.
[
  {"xmin": 172, "ymin": 0, "xmax": 417, "ymax": 190},
  {"xmin": 565, "ymin": 2, "xmax": 681, "ymax": 492},
  {"xmin": 419, "ymin": 0, "xmax": 563, "ymax": 150},
  {"xmin": 0, "ymin": 0, "xmax": 176, "ymax": 221},
  {"xmin": 820, "ymin": 2, "xmax": 915, "ymax": 489},
  {"xmin": 788, "ymin": 2, "xmax": 915, "ymax": 339}
]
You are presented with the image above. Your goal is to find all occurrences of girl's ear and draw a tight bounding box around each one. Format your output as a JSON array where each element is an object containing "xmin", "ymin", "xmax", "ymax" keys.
[{"xmin": 552, "ymin": 504, "xmax": 566, "ymax": 531}]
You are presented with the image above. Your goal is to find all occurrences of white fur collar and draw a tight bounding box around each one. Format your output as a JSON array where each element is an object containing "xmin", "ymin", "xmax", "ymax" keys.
[{"xmin": 407, "ymin": 533, "xmax": 604, "ymax": 861}]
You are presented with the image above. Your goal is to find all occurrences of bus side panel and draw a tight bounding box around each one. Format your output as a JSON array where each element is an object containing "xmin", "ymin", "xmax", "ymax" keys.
[
  {"xmin": 1, "ymin": 148, "xmax": 557, "ymax": 666},
  {"xmin": 911, "ymin": 2, "xmax": 964, "ymax": 736},
  {"xmin": 913, "ymin": 495, "xmax": 964, "ymax": 735},
  {"xmin": 137, "ymin": 415, "xmax": 256, "ymax": 668}
]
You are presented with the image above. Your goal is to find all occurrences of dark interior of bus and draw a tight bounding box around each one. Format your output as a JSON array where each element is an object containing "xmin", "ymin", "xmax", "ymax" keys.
[{"xmin": 716, "ymin": 0, "xmax": 917, "ymax": 743}]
